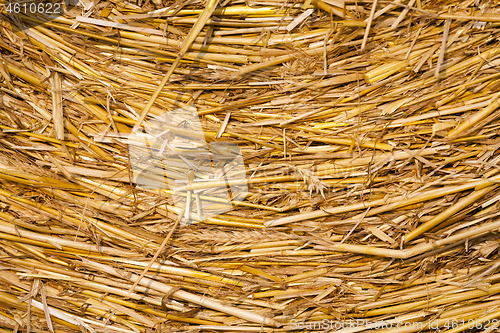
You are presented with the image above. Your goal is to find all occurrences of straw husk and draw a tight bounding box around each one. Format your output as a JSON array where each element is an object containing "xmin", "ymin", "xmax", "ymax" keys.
[{"xmin": 2, "ymin": 0, "xmax": 500, "ymax": 332}]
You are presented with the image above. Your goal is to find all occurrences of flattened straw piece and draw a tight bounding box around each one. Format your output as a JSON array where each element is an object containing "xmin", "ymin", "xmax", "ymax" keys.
[
  {"xmin": 361, "ymin": 0, "xmax": 377, "ymax": 51},
  {"xmin": 216, "ymin": 112, "xmax": 231, "ymax": 139},
  {"xmin": 132, "ymin": 0, "xmax": 221, "ymax": 132},
  {"xmin": 369, "ymin": 0, "xmax": 402, "ymax": 21},
  {"xmin": 311, "ymin": 0, "xmax": 350, "ymax": 18},
  {"xmin": 365, "ymin": 226, "xmax": 397, "ymax": 245},
  {"xmin": 435, "ymin": 13, "xmax": 452, "ymax": 78},
  {"xmin": 286, "ymin": 8, "xmax": 314, "ymax": 32}
]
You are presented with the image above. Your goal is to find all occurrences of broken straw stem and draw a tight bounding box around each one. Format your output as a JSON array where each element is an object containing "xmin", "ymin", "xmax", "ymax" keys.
[{"xmin": 435, "ymin": 10, "xmax": 451, "ymax": 78}]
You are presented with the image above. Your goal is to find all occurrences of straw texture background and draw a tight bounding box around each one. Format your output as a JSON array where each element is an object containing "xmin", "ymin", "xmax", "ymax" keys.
[{"xmin": 1, "ymin": 0, "xmax": 500, "ymax": 331}]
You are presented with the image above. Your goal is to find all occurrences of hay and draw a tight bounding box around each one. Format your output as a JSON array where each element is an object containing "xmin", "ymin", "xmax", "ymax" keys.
[{"xmin": 2, "ymin": 0, "xmax": 500, "ymax": 331}]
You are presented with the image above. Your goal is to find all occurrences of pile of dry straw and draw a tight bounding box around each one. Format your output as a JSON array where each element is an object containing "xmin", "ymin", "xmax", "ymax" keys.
[{"xmin": 2, "ymin": 0, "xmax": 500, "ymax": 331}]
